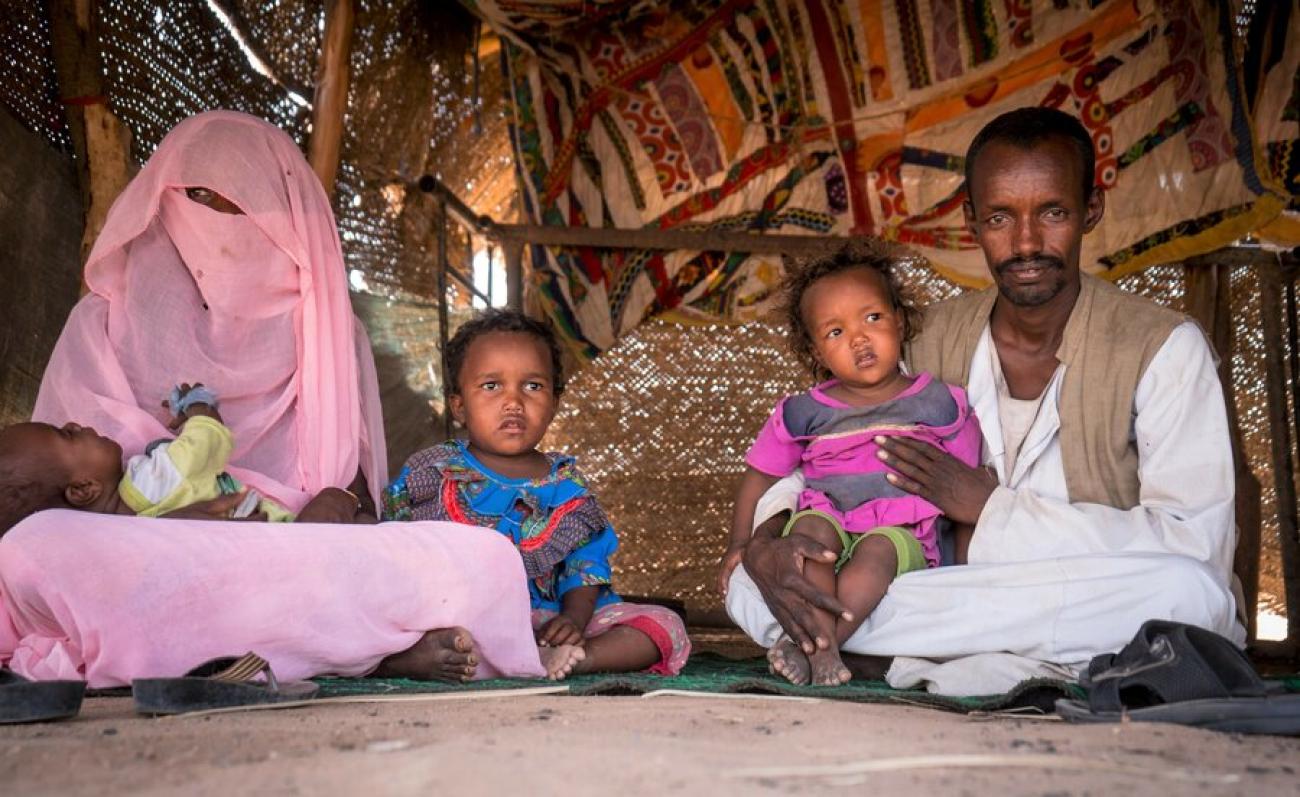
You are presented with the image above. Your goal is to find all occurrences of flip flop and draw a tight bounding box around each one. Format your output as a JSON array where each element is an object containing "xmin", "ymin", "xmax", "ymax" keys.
[
  {"xmin": 1055, "ymin": 620, "xmax": 1300, "ymax": 736},
  {"xmin": 0, "ymin": 668, "xmax": 86, "ymax": 725},
  {"xmin": 133, "ymin": 652, "xmax": 319, "ymax": 715}
]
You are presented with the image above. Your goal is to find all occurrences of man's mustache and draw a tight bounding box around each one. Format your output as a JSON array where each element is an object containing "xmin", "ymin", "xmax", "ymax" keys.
[{"xmin": 994, "ymin": 255, "xmax": 1066, "ymax": 274}]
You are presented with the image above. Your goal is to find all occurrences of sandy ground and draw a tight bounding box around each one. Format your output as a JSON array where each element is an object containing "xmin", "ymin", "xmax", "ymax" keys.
[{"xmin": 3, "ymin": 691, "xmax": 1298, "ymax": 796}]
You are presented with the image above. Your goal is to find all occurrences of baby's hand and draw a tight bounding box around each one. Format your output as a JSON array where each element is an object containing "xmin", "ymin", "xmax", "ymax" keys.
[
  {"xmin": 164, "ymin": 383, "xmax": 222, "ymax": 429},
  {"xmin": 716, "ymin": 545, "xmax": 746, "ymax": 597},
  {"xmin": 536, "ymin": 615, "xmax": 584, "ymax": 647}
]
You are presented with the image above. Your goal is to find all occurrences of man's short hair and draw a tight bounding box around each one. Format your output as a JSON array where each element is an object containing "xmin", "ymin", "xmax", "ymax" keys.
[{"xmin": 964, "ymin": 107, "xmax": 1096, "ymax": 203}]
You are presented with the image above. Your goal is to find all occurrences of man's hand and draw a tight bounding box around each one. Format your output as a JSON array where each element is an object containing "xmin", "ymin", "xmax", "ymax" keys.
[
  {"xmin": 296, "ymin": 487, "xmax": 361, "ymax": 524},
  {"xmin": 875, "ymin": 437, "xmax": 997, "ymax": 525},
  {"xmin": 716, "ymin": 545, "xmax": 746, "ymax": 596},
  {"xmin": 536, "ymin": 615, "xmax": 584, "ymax": 647},
  {"xmin": 741, "ymin": 515, "xmax": 852, "ymax": 655},
  {"xmin": 159, "ymin": 491, "xmax": 268, "ymax": 522}
]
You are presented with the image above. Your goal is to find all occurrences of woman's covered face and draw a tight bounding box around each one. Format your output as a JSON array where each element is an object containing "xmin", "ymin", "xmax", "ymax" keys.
[{"xmin": 158, "ymin": 187, "xmax": 300, "ymax": 318}]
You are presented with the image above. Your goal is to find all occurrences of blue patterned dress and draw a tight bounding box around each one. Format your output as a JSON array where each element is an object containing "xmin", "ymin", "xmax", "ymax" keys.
[{"xmin": 383, "ymin": 441, "xmax": 620, "ymax": 613}]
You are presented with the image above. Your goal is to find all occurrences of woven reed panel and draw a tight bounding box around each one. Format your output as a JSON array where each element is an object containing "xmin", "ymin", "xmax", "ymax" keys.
[
  {"xmin": 98, "ymin": 0, "xmax": 311, "ymax": 161},
  {"xmin": 0, "ymin": 0, "xmax": 72, "ymax": 152}
]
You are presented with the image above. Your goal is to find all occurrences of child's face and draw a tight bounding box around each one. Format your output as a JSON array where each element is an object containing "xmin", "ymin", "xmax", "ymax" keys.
[
  {"xmin": 0, "ymin": 422, "xmax": 123, "ymax": 492},
  {"xmin": 449, "ymin": 331, "xmax": 559, "ymax": 459},
  {"xmin": 801, "ymin": 267, "xmax": 905, "ymax": 391}
]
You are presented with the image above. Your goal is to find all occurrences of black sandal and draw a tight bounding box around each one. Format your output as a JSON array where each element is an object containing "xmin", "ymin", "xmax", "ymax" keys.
[
  {"xmin": 133, "ymin": 652, "xmax": 319, "ymax": 715},
  {"xmin": 0, "ymin": 668, "xmax": 85, "ymax": 725},
  {"xmin": 1056, "ymin": 620, "xmax": 1300, "ymax": 735}
]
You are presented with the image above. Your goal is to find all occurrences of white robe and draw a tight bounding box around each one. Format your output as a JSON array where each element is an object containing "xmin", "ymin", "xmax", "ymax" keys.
[{"xmin": 725, "ymin": 321, "xmax": 1244, "ymax": 694}]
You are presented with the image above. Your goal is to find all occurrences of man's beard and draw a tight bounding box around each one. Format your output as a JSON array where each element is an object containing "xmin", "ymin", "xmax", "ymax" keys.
[{"xmin": 993, "ymin": 254, "xmax": 1068, "ymax": 307}]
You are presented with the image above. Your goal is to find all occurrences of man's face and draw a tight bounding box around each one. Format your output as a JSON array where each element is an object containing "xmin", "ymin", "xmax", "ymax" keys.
[{"xmin": 963, "ymin": 137, "xmax": 1105, "ymax": 307}]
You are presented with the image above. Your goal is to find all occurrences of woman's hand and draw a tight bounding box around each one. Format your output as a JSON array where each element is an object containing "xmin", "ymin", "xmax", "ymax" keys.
[
  {"xmin": 741, "ymin": 513, "xmax": 851, "ymax": 655},
  {"xmin": 159, "ymin": 491, "xmax": 267, "ymax": 522},
  {"xmin": 296, "ymin": 487, "xmax": 364, "ymax": 524}
]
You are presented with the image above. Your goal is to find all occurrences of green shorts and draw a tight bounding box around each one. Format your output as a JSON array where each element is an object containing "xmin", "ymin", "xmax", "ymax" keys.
[{"xmin": 781, "ymin": 509, "xmax": 927, "ymax": 576}]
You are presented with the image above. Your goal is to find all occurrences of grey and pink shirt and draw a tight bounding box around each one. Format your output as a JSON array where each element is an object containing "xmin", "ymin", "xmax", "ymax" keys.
[{"xmin": 746, "ymin": 372, "xmax": 983, "ymax": 567}]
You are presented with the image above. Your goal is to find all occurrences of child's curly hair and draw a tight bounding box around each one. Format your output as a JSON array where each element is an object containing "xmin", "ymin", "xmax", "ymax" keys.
[
  {"xmin": 443, "ymin": 308, "xmax": 566, "ymax": 401},
  {"xmin": 780, "ymin": 240, "xmax": 921, "ymax": 381},
  {"xmin": 0, "ymin": 449, "xmax": 64, "ymax": 535}
]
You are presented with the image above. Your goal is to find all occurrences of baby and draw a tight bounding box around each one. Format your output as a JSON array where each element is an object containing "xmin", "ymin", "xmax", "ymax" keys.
[
  {"xmin": 720, "ymin": 243, "xmax": 982, "ymax": 686},
  {"xmin": 0, "ymin": 384, "xmax": 291, "ymax": 535},
  {"xmin": 383, "ymin": 309, "xmax": 691, "ymax": 681}
]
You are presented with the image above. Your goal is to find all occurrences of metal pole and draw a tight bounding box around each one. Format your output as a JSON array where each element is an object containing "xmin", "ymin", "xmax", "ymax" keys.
[{"xmin": 436, "ymin": 197, "xmax": 452, "ymax": 440}]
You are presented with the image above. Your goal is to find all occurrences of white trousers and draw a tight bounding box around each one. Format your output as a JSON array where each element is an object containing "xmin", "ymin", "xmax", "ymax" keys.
[{"xmin": 726, "ymin": 552, "xmax": 1243, "ymax": 675}]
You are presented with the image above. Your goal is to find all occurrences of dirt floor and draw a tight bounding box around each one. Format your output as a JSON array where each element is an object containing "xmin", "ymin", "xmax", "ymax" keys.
[{"xmin": 4, "ymin": 690, "xmax": 1299, "ymax": 796}]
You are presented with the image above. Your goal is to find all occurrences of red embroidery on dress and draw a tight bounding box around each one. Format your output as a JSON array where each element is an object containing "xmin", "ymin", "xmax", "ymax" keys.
[
  {"xmin": 442, "ymin": 479, "xmax": 469, "ymax": 525},
  {"xmin": 519, "ymin": 497, "xmax": 587, "ymax": 552}
]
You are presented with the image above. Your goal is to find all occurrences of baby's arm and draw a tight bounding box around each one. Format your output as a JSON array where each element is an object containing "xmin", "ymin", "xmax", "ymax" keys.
[
  {"xmin": 718, "ymin": 467, "xmax": 781, "ymax": 595},
  {"xmin": 540, "ymin": 497, "xmax": 616, "ymax": 645},
  {"xmin": 539, "ymin": 586, "xmax": 599, "ymax": 647},
  {"xmin": 952, "ymin": 522, "xmax": 975, "ymax": 565}
]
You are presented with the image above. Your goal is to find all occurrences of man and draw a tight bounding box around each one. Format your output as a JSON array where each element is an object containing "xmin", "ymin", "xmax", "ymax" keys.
[{"xmin": 725, "ymin": 107, "xmax": 1242, "ymax": 693}]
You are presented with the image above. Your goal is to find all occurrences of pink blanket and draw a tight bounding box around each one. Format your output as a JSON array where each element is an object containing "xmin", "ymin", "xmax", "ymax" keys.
[{"xmin": 0, "ymin": 511, "xmax": 545, "ymax": 686}]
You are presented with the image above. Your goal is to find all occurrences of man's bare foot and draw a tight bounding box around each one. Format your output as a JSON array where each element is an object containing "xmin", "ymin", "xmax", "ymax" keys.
[
  {"xmin": 807, "ymin": 646, "xmax": 852, "ymax": 686},
  {"xmin": 538, "ymin": 644, "xmax": 585, "ymax": 681},
  {"xmin": 767, "ymin": 637, "xmax": 811, "ymax": 685},
  {"xmin": 373, "ymin": 627, "xmax": 479, "ymax": 682}
]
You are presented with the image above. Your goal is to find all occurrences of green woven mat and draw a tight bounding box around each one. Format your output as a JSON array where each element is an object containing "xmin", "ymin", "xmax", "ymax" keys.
[{"xmin": 311, "ymin": 653, "xmax": 1084, "ymax": 714}]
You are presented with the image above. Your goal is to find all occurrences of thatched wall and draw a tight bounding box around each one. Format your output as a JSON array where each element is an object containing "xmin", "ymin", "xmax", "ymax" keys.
[{"xmin": 0, "ymin": 109, "xmax": 81, "ymax": 427}]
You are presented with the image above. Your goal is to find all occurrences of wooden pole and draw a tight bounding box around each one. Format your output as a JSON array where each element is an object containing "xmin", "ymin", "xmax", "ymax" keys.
[
  {"xmin": 1185, "ymin": 259, "xmax": 1262, "ymax": 642},
  {"xmin": 1257, "ymin": 254, "xmax": 1300, "ymax": 647},
  {"xmin": 307, "ymin": 0, "xmax": 354, "ymax": 196},
  {"xmin": 504, "ymin": 241, "xmax": 525, "ymax": 311},
  {"xmin": 48, "ymin": 0, "xmax": 133, "ymax": 273}
]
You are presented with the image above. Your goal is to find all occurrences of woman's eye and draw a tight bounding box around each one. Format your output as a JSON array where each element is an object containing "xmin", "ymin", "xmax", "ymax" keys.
[{"xmin": 186, "ymin": 187, "xmax": 214, "ymax": 203}]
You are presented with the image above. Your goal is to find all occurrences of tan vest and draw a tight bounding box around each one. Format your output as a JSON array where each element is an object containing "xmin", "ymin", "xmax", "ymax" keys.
[{"xmin": 906, "ymin": 273, "xmax": 1186, "ymax": 510}]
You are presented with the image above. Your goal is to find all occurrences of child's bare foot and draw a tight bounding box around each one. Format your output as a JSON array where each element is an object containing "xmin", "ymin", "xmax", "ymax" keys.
[
  {"xmin": 538, "ymin": 643, "xmax": 585, "ymax": 681},
  {"xmin": 767, "ymin": 637, "xmax": 812, "ymax": 685},
  {"xmin": 807, "ymin": 646, "xmax": 852, "ymax": 686},
  {"xmin": 373, "ymin": 627, "xmax": 479, "ymax": 682}
]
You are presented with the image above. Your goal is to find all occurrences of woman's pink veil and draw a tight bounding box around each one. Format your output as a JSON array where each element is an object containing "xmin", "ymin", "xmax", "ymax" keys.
[{"xmin": 34, "ymin": 111, "xmax": 386, "ymax": 511}]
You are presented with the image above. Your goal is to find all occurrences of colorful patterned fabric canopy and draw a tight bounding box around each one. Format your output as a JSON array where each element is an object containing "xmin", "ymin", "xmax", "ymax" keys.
[{"xmin": 466, "ymin": 0, "xmax": 1299, "ymax": 359}]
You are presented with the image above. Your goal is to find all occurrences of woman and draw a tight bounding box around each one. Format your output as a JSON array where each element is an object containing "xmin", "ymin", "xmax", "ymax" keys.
[
  {"xmin": 34, "ymin": 110, "xmax": 382, "ymax": 520},
  {"xmin": 1, "ymin": 112, "xmax": 544, "ymax": 685}
]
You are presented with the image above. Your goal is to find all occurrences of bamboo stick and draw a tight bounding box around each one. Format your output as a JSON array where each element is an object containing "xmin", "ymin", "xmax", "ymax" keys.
[
  {"xmin": 1257, "ymin": 255, "xmax": 1300, "ymax": 646},
  {"xmin": 1185, "ymin": 260, "xmax": 1262, "ymax": 642},
  {"xmin": 308, "ymin": 0, "xmax": 354, "ymax": 196},
  {"xmin": 48, "ymin": 0, "xmax": 133, "ymax": 273}
]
